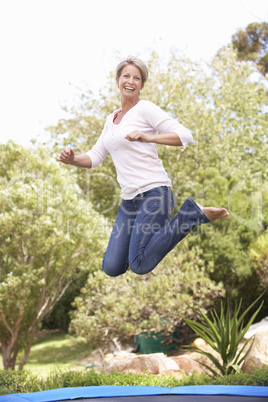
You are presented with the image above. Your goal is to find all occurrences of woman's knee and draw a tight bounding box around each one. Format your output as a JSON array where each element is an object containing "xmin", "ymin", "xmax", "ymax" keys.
[
  {"xmin": 102, "ymin": 260, "xmax": 128, "ymax": 277},
  {"xmin": 129, "ymin": 257, "xmax": 153, "ymax": 276},
  {"xmin": 130, "ymin": 266, "xmax": 146, "ymax": 275}
]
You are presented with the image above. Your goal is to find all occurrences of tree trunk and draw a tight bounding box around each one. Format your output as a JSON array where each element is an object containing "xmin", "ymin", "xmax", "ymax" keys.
[
  {"xmin": 1, "ymin": 342, "xmax": 17, "ymax": 370},
  {"xmin": 18, "ymin": 341, "xmax": 33, "ymax": 371}
]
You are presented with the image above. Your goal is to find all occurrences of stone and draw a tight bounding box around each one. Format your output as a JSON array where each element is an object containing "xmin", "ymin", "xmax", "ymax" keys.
[
  {"xmin": 87, "ymin": 330, "xmax": 268, "ymax": 377},
  {"xmin": 187, "ymin": 337, "xmax": 222, "ymax": 375},
  {"xmin": 107, "ymin": 355, "xmax": 134, "ymax": 372},
  {"xmin": 242, "ymin": 331, "xmax": 268, "ymax": 374},
  {"xmin": 170, "ymin": 354, "xmax": 203, "ymax": 376},
  {"xmin": 191, "ymin": 338, "xmax": 207, "ymax": 349},
  {"xmin": 104, "ymin": 353, "xmax": 115, "ymax": 362},
  {"xmin": 244, "ymin": 316, "xmax": 268, "ymax": 339},
  {"xmin": 107, "ymin": 352, "xmax": 179, "ymax": 374}
]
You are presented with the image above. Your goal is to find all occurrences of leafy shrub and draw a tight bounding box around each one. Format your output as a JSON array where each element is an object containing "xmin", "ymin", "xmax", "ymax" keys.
[
  {"xmin": 70, "ymin": 247, "xmax": 224, "ymax": 346},
  {"xmin": 1, "ymin": 366, "xmax": 268, "ymax": 395},
  {"xmin": 213, "ymin": 367, "xmax": 268, "ymax": 386},
  {"xmin": 0, "ymin": 370, "xmax": 29, "ymax": 395},
  {"xmin": 61, "ymin": 369, "xmax": 212, "ymax": 388},
  {"xmin": 250, "ymin": 230, "xmax": 268, "ymax": 289}
]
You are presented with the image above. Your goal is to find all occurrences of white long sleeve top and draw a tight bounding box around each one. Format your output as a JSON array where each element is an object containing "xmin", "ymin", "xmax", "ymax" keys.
[{"xmin": 86, "ymin": 100, "xmax": 193, "ymax": 200}]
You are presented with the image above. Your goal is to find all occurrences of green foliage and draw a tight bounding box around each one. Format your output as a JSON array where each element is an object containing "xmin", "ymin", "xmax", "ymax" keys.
[
  {"xmin": 1, "ymin": 366, "xmax": 268, "ymax": 394},
  {"xmin": 232, "ymin": 22, "xmax": 268, "ymax": 76},
  {"xmin": 214, "ymin": 366, "xmax": 268, "ymax": 386},
  {"xmin": 41, "ymin": 271, "xmax": 89, "ymax": 331},
  {"xmin": 182, "ymin": 294, "xmax": 264, "ymax": 376},
  {"xmin": 250, "ymin": 230, "xmax": 268, "ymax": 289},
  {"xmin": 152, "ymin": 48, "xmax": 267, "ymax": 302},
  {"xmin": 0, "ymin": 370, "xmax": 29, "ymax": 394},
  {"xmin": 55, "ymin": 368, "xmax": 212, "ymax": 388},
  {"xmin": 59, "ymin": 366, "xmax": 268, "ymax": 387},
  {"xmin": 0, "ymin": 142, "xmax": 109, "ymax": 370},
  {"xmin": 70, "ymin": 246, "xmax": 224, "ymax": 345}
]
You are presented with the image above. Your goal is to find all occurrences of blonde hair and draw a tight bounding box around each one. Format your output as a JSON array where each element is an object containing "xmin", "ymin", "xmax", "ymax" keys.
[{"xmin": 116, "ymin": 56, "xmax": 149, "ymax": 84}]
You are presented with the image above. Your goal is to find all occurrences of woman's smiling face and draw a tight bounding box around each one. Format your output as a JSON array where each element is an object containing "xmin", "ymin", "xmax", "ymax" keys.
[{"xmin": 116, "ymin": 64, "xmax": 144, "ymax": 99}]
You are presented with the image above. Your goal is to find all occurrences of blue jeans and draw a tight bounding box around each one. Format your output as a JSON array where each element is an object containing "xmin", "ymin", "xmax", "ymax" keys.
[{"xmin": 102, "ymin": 186, "xmax": 209, "ymax": 276}]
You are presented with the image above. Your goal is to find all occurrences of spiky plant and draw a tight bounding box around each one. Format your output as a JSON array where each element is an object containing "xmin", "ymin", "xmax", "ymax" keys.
[{"xmin": 182, "ymin": 293, "xmax": 264, "ymax": 376}]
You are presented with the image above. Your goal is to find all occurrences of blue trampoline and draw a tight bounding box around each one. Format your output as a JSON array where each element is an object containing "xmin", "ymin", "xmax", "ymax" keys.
[{"xmin": 1, "ymin": 385, "xmax": 268, "ymax": 402}]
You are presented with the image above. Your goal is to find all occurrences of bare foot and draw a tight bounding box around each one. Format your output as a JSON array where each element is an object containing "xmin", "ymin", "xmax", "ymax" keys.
[{"xmin": 197, "ymin": 203, "xmax": 230, "ymax": 221}]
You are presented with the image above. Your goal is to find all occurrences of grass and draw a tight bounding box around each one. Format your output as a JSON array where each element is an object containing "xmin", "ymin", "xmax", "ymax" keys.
[{"xmin": 0, "ymin": 331, "xmax": 93, "ymax": 375}]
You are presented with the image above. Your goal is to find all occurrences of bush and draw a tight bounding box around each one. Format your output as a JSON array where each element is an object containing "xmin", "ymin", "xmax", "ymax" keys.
[
  {"xmin": 70, "ymin": 247, "xmax": 224, "ymax": 346},
  {"xmin": 61, "ymin": 367, "xmax": 268, "ymax": 387},
  {"xmin": 213, "ymin": 367, "xmax": 268, "ymax": 386},
  {"xmin": 0, "ymin": 370, "xmax": 29, "ymax": 395},
  {"xmin": 1, "ymin": 366, "xmax": 268, "ymax": 395}
]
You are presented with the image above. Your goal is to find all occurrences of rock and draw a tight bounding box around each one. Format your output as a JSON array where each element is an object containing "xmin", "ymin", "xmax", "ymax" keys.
[
  {"xmin": 87, "ymin": 330, "xmax": 268, "ymax": 377},
  {"xmin": 80, "ymin": 348, "xmax": 105, "ymax": 366},
  {"xmin": 107, "ymin": 352, "xmax": 179, "ymax": 374},
  {"xmin": 105, "ymin": 339, "xmax": 221, "ymax": 377},
  {"xmin": 187, "ymin": 337, "xmax": 222, "ymax": 375},
  {"xmin": 170, "ymin": 355, "xmax": 203, "ymax": 376},
  {"xmin": 242, "ymin": 331, "xmax": 268, "ymax": 374},
  {"xmin": 104, "ymin": 353, "xmax": 115, "ymax": 362},
  {"xmin": 191, "ymin": 338, "xmax": 207, "ymax": 349},
  {"xmin": 107, "ymin": 355, "xmax": 134, "ymax": 372},
  {"xmin": 244, "ymin": 316, "xmax": 268, "ymax": 339}
]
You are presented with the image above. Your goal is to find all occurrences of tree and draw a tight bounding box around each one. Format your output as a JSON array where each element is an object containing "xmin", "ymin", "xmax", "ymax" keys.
[
  {"xmin": 0, "ymin": 142, "xmax": 108, "ymax": 370},
  {"xmin": 231, "ymin": 22, "xmax": 268, "ymax": 76}
]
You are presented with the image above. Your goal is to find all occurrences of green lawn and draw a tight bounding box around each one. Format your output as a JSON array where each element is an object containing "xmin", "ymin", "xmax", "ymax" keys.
[{"xmin": 0, "ymin": 332, "xmax": 93, "ymax": 375}]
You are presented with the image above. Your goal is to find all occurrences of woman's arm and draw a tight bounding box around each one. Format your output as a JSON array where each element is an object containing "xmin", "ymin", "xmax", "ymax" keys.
[
  {"xmin": 125, "ymin": 131, "xmax": 183, "ymax": 146},
  {"xmin": 139, "ymin": 101, "xmax": 193, "ymax": 146},
  {"xmin": 57, "ymin": 148, "xmax": 92, "ymax": 168}
]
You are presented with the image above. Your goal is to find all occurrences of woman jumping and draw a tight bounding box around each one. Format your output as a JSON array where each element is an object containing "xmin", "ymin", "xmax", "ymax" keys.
[{"xmin": 57, "ymin": 56, "xmax": 229, "ymax": 276}]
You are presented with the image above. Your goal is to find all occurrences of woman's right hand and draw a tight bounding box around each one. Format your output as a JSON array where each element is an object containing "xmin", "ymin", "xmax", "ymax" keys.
[{"xmin": 57, "ymin": 148, "xmax": 75, "ymax": 164}]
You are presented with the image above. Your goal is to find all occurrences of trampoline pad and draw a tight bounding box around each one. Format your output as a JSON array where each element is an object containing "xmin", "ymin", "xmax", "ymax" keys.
[
  {"xmin": 1, "ymin": 385, "xmax": 267, "ymax": 402},
  {"xmin": 59, "ymin": 397, "xmax": 267, "ymax": 402}
]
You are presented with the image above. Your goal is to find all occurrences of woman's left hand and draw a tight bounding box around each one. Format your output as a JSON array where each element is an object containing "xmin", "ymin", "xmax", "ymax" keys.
[{"xmin": 125, "ymin": 130, "xmax": 150, "ymax": 143}]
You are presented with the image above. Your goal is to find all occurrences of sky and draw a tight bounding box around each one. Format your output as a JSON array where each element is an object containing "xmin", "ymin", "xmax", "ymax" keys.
[{"xmin": 0, "ymin": 0, "xmax": 267, "ymax": 147}]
